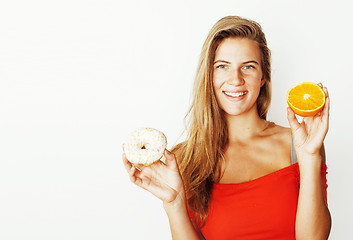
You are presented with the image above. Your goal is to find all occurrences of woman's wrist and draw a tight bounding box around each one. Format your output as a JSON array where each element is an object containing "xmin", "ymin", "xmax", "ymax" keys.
[
  {"xmin": 297, "ymin": 152, "xmax": 322, "ymax": 172},
  {"xmin": 163, "ymin": 191, "xmax": 187, "ymax": 213},
  {"xmin": 163, "ymin": 192, "xmax": 201, "ymax": 240}
]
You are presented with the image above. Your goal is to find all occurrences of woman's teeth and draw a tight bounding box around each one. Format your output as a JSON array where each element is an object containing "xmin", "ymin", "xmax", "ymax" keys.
[{"xmin": 224, "ymin": 91, "xmax": 247, "ymax": 97}]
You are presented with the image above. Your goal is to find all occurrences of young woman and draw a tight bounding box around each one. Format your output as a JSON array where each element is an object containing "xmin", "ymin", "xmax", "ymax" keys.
[{"xmin": 122, "ymin": 16, "xmax": 331, "ymax": 239}]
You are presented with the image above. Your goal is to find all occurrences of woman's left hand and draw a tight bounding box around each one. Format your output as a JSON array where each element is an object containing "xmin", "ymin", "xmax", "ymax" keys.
[{"xmin": 287, "ymin": 83, "xmax": 330, "ymax": 160}]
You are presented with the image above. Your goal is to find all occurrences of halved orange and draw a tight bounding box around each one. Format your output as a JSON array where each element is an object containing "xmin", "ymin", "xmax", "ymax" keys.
[{"xmin": 286, "ymin": 82, "xmax": 326, "ymax": 117}]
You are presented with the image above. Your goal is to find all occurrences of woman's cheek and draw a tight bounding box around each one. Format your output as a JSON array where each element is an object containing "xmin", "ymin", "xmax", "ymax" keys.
[{"xmin": 213, "ymin": 71, "xmax": 226, "ymax": 85}]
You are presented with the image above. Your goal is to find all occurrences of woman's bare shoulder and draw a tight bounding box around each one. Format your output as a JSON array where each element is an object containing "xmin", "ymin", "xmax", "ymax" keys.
[
  {"xmin": 262, "ymin": 122, "xmax": 292, "ymax": 165},
  {"xmin": 264, "ymin": 122, "xmax": 292, "ymax": 145}
]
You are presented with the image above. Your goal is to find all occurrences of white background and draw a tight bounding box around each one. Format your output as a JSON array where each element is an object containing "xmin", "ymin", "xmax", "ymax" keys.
[{"xmin": 0, "ymin": 0, "xmax": 352, "ymax": 239}]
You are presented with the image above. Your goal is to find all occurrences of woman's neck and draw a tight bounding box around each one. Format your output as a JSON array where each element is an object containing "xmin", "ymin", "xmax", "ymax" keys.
[{"xmin": 226, "ymin": 108, "xmax": 269, "ymax": 143}]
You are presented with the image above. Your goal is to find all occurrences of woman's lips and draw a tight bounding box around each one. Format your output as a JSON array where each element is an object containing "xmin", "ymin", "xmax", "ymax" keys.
[
  {"xmin": 223, "ymin": 91, "xmax": 248, "ymax": 100},
  {"xmin": 223, "ymin": 91, "xmax": 248, "ymax": 97}
]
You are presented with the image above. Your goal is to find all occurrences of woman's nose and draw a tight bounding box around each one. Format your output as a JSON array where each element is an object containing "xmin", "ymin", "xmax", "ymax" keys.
[{"xmin": 227, "ymin": 68, "xmax": 244, "ymax": 86}]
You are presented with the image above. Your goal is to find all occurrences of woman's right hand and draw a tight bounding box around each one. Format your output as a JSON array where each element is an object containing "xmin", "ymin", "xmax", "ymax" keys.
[{"xmin": 122, "ymin": 147, "xmax": 186, "ymax": 209}]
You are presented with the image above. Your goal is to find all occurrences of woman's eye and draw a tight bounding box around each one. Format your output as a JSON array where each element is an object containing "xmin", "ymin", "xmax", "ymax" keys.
[
  {"xmin": 243, "ymin": 65, "xmax": 255, "ymax": 70},
  {"xmin": 216, "ymin": 64, "xmax": 228, "ymax": 69}
]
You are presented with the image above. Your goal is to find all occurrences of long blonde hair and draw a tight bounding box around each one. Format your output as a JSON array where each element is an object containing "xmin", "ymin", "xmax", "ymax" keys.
[{"xmin": 172, "ymin": 16, "xmax": 272, "ymax": 226}]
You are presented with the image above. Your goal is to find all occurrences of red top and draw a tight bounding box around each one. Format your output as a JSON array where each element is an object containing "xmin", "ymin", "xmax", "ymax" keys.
[{"xmin": 189, "ymin": 163, "xmax": 328, "ymax": 240}]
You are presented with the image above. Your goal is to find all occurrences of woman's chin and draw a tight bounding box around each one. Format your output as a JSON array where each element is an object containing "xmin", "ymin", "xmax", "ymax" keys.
[{"xmin": 224, "ymin": 110, "xmax": 244, "ymax": 117}]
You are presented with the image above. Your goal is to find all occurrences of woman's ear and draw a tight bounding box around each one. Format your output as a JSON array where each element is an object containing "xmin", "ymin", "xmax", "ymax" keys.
[{"xmin": 260, "ymin": 78, "xmax": 266, "ymax": 87}]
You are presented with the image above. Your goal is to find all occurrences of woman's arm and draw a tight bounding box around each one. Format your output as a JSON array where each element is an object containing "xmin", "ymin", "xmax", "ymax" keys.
[
  {"xmin": 287, "ymin": 83, "xmax": 332, "ymax": 239},
  {"xmin": 295, "ymin": 146, "xmax": 331, "ymax": 239},
  {"xmin": 164, "ymin": 197, "xmax": 204, "ymax": 240},
  {"xmin": 122, "ymin": 149, "xmax": 201, "ymax": 240}
]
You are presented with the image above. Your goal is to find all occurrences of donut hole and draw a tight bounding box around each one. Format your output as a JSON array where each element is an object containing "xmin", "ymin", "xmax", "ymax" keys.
[{"xmin": 140, "ymin": 142, "xmax": 150, "ymax": 150}]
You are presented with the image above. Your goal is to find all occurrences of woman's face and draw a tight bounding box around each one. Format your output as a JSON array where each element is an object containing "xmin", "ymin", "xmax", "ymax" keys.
[{"xmin": 213, "ymin": 37, "xmax": 265, "ymax": 117}]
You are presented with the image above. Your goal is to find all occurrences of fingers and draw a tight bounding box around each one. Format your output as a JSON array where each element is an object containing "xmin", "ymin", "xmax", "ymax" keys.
[
  {"xmin": 321, "ymin": 86, "xmax": 330, "ymax": 119},
  {"xmin": 122, "ymin": 152, "xmax": 132, "ymax": 172},
  {"xmin": 317, "ymin": 83, "xmax": 329, "ymax": 111},
  {"xmin": 312, "ymin": 83, "xmax": 329, "ymax": 118},
  {"xmin": 128, "ymin": 165, "xmax": 139, "ymax": 184},
  {"xmin": 287, "ymin": 107, "xmax": 300, "ymax": 133},
  {"xmin": 122, "ymin": 153, "xmax": 137, "ymax": 180},
  {"xmin": 302, "ymin": 116, "xmax": 313, "ymax": 128},
  {"xmin": 124, "ymin": 158, "xmax": 150, "ymax": 189},
  {"xmin": 122, "ymin": 151, "xmax": 145, "ymax": 184},
  {"xmin": 163, "ymin": 149, "xmax": 178, "ymax": 169},
  {"xmin": 315, "ymin": 83, "xmax": 330, "ymax": 122}
]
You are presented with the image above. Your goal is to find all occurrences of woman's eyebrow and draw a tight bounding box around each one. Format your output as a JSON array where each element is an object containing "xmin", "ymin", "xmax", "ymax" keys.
[
  {"xmin": 243, "ymin": 60, "xmax": 260, "ymax": 65},
  {"xmin": 214, "ymin": 60, "xmax": 260, "ymax": 65},
  {"xmin": 214, "ymin": 60, "xmax": 231, "ymax": 64}
]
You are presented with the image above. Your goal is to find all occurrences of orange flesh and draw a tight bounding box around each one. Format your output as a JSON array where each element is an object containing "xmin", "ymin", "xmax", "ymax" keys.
[{"xmin": 286, "ymin": 82, "xmax": 326, "ymax": 117}]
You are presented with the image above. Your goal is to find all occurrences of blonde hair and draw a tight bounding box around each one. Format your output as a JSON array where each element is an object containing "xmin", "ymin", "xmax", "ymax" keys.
[{"xmin": 172, "ymin": 16, "xmax": 272, "ymax": 226}]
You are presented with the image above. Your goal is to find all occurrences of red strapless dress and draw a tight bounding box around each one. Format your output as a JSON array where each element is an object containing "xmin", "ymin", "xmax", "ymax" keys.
[{"xmin": 189, "ymin": 163, "xmax": 328, "ymax": 240}]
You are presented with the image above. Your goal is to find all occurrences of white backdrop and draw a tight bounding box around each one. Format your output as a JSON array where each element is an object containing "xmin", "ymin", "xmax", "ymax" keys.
[{"xmin": 0, "ymin": 0, "xmax": 352, "ymax": 239}]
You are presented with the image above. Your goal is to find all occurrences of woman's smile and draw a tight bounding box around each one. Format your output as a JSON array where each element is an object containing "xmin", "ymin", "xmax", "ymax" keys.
[
  {"xmin": 223, "ymin": 90, "xmax": 248, "ymax": 101},
  {"xmin": 213, "ymin": 37, "xmax": 264, "ymax": 116}
]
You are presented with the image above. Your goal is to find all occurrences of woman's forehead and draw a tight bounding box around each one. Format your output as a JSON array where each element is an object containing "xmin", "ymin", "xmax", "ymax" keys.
[{"xmin": 214, "ymin": 38, "xmax": 261, "ymax": 62}]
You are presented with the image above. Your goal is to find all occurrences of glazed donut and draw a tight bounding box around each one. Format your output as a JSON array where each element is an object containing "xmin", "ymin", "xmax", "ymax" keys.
[{"xmin": 124, "ymin": 128, "xmax": 167, "ymax": 166}]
